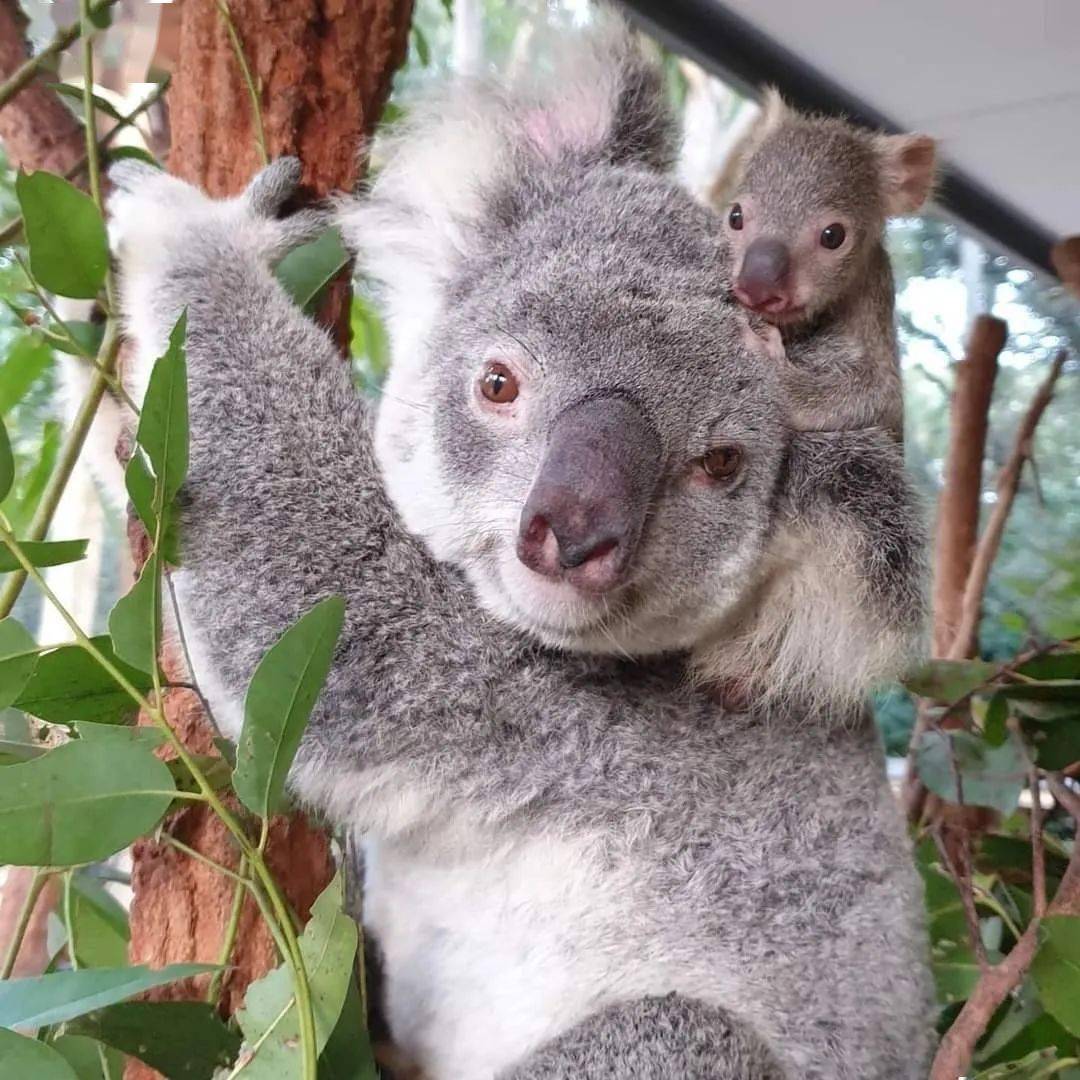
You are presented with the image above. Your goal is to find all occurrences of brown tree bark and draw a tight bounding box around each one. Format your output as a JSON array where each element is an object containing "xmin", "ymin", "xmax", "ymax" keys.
[
  {"xmin": 125, "ymin": 2, "xmax": 412, "ymax": 1075},
  {"xmin": 1052, "ymin": 236, "xmax": 1080, "ymax": 299},
  {"xmin": 0, "ymin": 0, "xmax": 86, "ymax": 174}
]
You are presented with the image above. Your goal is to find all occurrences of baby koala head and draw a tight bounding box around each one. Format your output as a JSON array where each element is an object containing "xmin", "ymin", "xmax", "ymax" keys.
[
  {"xmin": 722, "ymin": 90, "xmax": 936, "ymax": 324},
  {"xmin": 340, "ymin": 14, "xmax": 789, "ymax": 659}
]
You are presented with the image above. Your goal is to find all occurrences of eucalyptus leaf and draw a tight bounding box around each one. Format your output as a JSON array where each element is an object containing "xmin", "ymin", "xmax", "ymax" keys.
[
  {"xmin": 0, "ymin": 333, "xmax": 53, "ymax": 412},
  {"xmin": 0, "ymin": 615, "xmax": 38, "ymax": 708},
  {"xmin": 0, "ymin": 738, "xmax": 176, "ymax": 866},
  {"xmin": 0, "ymin": 538, "xmax": 88, "ymax": 573},
  {"xmin": 916, "ymin": 729, "xmax": 1026, "ymax": 814},
  {"xmin": 4, "ymin": 420, "xmax": 60, "ymax": 534},
  {"xmin": 1018, "ymin": 653, "xmax": 1080, "ymax": 682},
  {"xmin": 0, "ymin": 963, "xmax": 216, "ymax": 1029},
  {"xmin": 903, "ymin": 658, "xmax": 998, "ymax": 702},
  {"xmin": 136, "ymin": 312, "xmax": 188, "ymax": 509},
  {"xmin": 16, "ymin": 171, "xmax": 108, "ymax": 300},
  {"xmin": 0, "ymin": 414, "xmax": 13, "ymax": 501},
  {"xmin": 108, "ymin": 553, "xmax": 159, "ymax": 674},
  {"xmin": 1028, "ymin": 719, "xmax": 1080, "ymax": 771},
  {"xmin": 51, "ymin": 1034, "xmax": 124, "ymax": 1080},
  {"xmin": 14, "ymin": 636, "xmax": 153, "ymax": 725},
  {"xmin": 319, "ymin": 974, "xmax": 378, "ymax": 1080},
  {"xmin": 67, "ymin": 876, "xmax": 130, "ymax": 969},
  {"xmin": 1032, "ymin": 916, "xmax": 1080, "ymax": 1036},
  {"xmin": 126, "ymin": 451, "xmax": 180, "ymax": 564},
  {"xmin": 275, "ymin": 227, "xmax": 349, "ymax": 311},
  {"xmin": 47, "ymin": 83, "xmax": 125, "ymax": 122},
  {"xmin": 236, "ymin": 873, "xmax": 358, "ymax": 1076},
  {"xmin": 67, "ymin": 1000, "xmax": 241, "ymax": 1079},
  {"xmin": 233, "ymin": 595, "xmax": 345, "ymax": 817},
  {"xmin": 0, "ymin": 1028, "xmax": 78, "ymax": 1080}
]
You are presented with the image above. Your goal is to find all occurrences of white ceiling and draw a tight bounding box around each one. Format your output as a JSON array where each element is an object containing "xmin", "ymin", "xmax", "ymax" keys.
[{"xmin": 717, "ymin": 0, "xmax": 1080, "ymax": 240}]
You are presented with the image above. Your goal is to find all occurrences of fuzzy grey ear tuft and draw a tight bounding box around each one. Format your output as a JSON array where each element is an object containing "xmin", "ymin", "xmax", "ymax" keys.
[
  {"xmin": 758, "ymin": 86, "xmax": 790, "ymax": 134},
  {"xmin": 875, "ymin": 133, "xmax": 938, "ymax": 216}
]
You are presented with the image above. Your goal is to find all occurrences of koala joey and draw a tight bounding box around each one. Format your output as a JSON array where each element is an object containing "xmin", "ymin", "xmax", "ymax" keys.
[
  {"xmin": 718, "ymin": 90, "xmax": 937, "ymax": 439},
  {"xmin": 108, "ymin": 15, "xmax": 932, "ymax": 1080}
]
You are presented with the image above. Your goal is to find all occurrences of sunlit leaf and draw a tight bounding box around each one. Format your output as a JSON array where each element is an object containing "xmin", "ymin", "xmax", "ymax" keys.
[
  {"xmin": 233, "ymin": 595, "xmax": 345, "ymax": 817},
  {"xmin": 916, "ymin": 729, "xmax": 1026, "ymax": 814},
  {"xmin": 14, "ymin": 637, "xmax": 153, "ymax": 725},
  {"xmin": 236, "ymin": 873, "xmax": 358, "ymax": 1076},
  {"xmin": 108, "ymin": 553, "xmax": 159, "ymax": 674},
  {"xmin": 0, "ymin": 1028, "xmax": 78, "ymax": 1080},
  {"xmin": 0, "ymin": 738, "xmax": 175, "ymax": 866},
  {"xmin": 136, "ymin": 312, "xmax": 188, "ymax": 509},
  {"xmin": 0, "ymin": 333, "xmax": 52, "ymax": 412},
  {"xmin": 16, "ymin": 171, "xmax": 108, "ymax": 300},
  {"xmin": 0, "ymin": 538, "xmax": 88, "ymax": 573},
  {"xmin": 4, "ymin": 420, "xmax": 61, "ymax": 535},
  {"xmin": 0, "ymin": 963, "xmax": 216, "ymax": 1029},
  {"xmin": 68, "ymin": 1001, "xmax": 241, "ymax": 1079}
]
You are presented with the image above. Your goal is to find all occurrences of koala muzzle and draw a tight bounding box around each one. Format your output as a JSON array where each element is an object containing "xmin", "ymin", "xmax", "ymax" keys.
[
  {"xmin": 517, "ymin": 393, "xmax": 660, "ymax": 594},
  {"xmin": 735, "ymin": 237, "xmax": 792, "ymax": 314}
]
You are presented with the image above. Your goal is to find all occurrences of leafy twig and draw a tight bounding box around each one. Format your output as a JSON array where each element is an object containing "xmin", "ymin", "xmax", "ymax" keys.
[
  {"xmin": 0, "ymin": 867, "xmax": 51, "ymax": 979},
  {"xmin": 207, "ymin": 856, "xmax": 249, "ymax": 1006},
  {"xmin": 0, "ymin": 0, "xmax": 118, "ymax": 112},
  {"xmin": 215, "ymin": 0, "xmax": 268, "ymax": 166}
]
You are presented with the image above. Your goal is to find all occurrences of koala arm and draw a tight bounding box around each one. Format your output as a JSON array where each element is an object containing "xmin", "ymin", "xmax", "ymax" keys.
[{"xmin": 110, "ymin": 160, "xmax": 512, "ymax": 829}]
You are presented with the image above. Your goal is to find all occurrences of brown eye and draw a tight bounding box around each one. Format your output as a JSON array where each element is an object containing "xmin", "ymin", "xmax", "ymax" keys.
[
  {"xmin": 480, "ymin": 363, "xmax": 519, "ymax": 404},
  {"xmin": 820, "ymin": 223, "xmax": 846, "ymax": 249},
  {"xmin": 728, "ymin": 203, "xmax": 744, "ymax": 230},
  {"xmin": 702, "ymin": 445, "xmax": 743, "ymax": 481}
]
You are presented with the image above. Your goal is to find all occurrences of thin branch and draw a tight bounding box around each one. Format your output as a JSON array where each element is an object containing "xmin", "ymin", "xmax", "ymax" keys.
[
  {"xmin": 1030, "ymin": 767, "xmax": 1047, "ymax": 919},
  {"xmin": 0, "ymin": 0, "xmax": 117, "ymax": 113},
  {"xmin": 215, "ymin": 0, "xmax": 267, "ymax": 166},
  {"xmin": 0, "ymin": 868, "xmax": 51, "ymax": 979},
  {"xmin": 934, "ymin": 827, "xmax": 989, "ymax": 971},
  {"xmin": 948, "ymin": 350, "xmax": 1069, "ymax": 661},
  {"xmin": 207, "ymin": 856, "xmax": 249, "ymax": 1006},
  {"xmin": 0, "ymin": 76, "xmax": 169, "ymax": 248}
]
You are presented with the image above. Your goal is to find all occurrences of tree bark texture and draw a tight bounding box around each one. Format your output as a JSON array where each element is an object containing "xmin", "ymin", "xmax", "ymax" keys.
[
  {"xmin": 125, "ymin": 2, "xmax": 412, "ymax": 1075},
  {"xmin": 0, "ymin": 0, "xmax": 86, "ymax": 174}
]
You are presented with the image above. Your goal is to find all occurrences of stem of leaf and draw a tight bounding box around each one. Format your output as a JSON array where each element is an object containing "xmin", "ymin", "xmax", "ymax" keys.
[
  {"xmin": 207, "ymin": 855, "xmax": 248, "ymax": 1005},
  {"xmin": 0, "ymin": 867, "xmax": 51, "ymax": 979},
  {"xmin": 215, "ymin": 0, "xmax": 268, "ymax": 166},
  {"xmin": 62, "ymin": 870, "xmax": 79, "ymax": 970}
]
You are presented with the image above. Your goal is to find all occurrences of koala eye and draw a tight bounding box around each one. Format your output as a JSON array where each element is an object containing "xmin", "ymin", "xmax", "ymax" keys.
[
  {"xmin": 701, "ymin": 445, "xmax": 744, "ymax": 482},
  {"xmin": 728, "ymin": 203, "xmax": 744, "ymax": 231},
  {"xmin": 480, "ymin": 362, "xmax": 519, "ymax": 405},
  {"xmin": 820, "ymin": 223, "xmax": 846, "ymax": 250}
]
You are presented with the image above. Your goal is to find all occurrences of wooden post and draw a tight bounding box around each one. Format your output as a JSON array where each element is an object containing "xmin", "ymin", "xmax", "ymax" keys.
[{"xmin": 124, "ymin": 2, "xmax": 412, "ymax": 1072}]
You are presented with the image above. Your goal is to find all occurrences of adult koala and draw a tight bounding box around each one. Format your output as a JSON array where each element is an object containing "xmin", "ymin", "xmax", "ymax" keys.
[{"xmin": 108, "ymin": 13, "xmax": 933, "ymax": 1080}]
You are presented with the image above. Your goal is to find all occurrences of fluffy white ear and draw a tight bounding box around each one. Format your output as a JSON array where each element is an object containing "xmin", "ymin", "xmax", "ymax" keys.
[
  {"xmin": 875, "ymin": 133, "xmax": 937, "ymax": 215},
  {"xmin": 758, "ymin": 85, "xmax": 790, "ymax": 134}
]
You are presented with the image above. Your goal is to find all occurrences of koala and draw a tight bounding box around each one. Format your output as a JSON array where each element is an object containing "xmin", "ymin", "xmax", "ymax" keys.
[
  {"xmin": 716, "ymin": 90, "xmax": 937, "ymax": 439},
  {"xmin": 108, "ymin": 15, "xmax": 933, "ymax": 1080}
]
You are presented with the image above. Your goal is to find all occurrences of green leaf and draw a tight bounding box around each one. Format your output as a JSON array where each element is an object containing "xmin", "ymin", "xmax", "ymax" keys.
[
  {"xmin": 916, "ymin": 729, "xmax": 1026, "ymax": 814},
  {"xmin": 0, "ymin": 333, "xmax": 53, "ymax": 412},
  {"xmin": 978, "ymin": 693, "xmax": 1010, "ymax": 746},
  {"xmin": 125, "ymin": 452, "xmax": 180, "ymax": 564},
  {"xmin": 0, "ymin": 414, "xmax": 13, "ymax": 501},
  {"xmin": 0, "ymin": 615, "xmax": 38, "ymax": 708},
  {"xmin": 0, "ymin": 538, "xmax": 88, "ymax": 573},
  {"xmin": 136, "ymin": 312, "xmax": 188, "ymax": 509},
  {"xmin": 233, "ymin": 595, "xmax": 345, "ymax": 817},
  {"xmin": 105, "ymin": 145, "xmax": 161, "ymax": 167},
  {"xmin": 1028, "ymin": 719, "xmax": 1080, "ymax": 771},
  {"xmin": 903, "ymin": 658, "xmax": 998, "ymax": 701},
  {"xmin": 67, "ymin": 1001, "xmax": 241, "ymax": 1079},
  {"xmin": 237, "ymin": 873, "xmax": 358, "ymax": 1076},
  {"xmin": 0, "ymin": 738, "xmax": 175, "ymax": 866},
  {"xmin": 319, "ymin": 974, "xmax": 378, "ymax": 1080},
  {"xmin": 1018, "ymin": 653, "xmax": 1080, "ymax": 682},
  {"xmin": 411, "ymin": 24, "xmax": 431, "ymax": 66},
  {"xmin": 16, "ymin": 171, "xmax": 108, "ymax": 300},
  {"xmin": 0, "ymin": 1028, "xmax": 78, "ymax": 1080},
  {"xmin": 51, "ymin": 1034, "xmax": 124, "ymax": 1080},
  {"xmin": 108, "ymin": 553, "xmax": 159, "ymax": 673},
  {"xmin": 47, "ymin": 83, "xmax": 125, "ymax": 122},
  {"xmin": 67, "ymin": 876, "xmax": 130, "ymax": 969},
  {"xmin": 14, "ymin": 636, "xmax": 153, "ymax": 725},
  {"xmin": 1033, "ymin": 916, "xmax": 1080, "ymax": 1036},
  {"xmin": 4, "ymin": 420, "xmax": 61, "ymax": 535},
  {"xmin": 931, "ymin": 938, "xmax": 982, "ymax": 1004},
  {"xmin": 0, "ymin": 963, "xmax": 216, "ymax": 1029},
  {"xmin": 75, "ymin": 720, "xmax": 165, "ymax": 748},
  {"xmin": 275, "ymin": 227, "xmax": 349, "ymax": 311}
]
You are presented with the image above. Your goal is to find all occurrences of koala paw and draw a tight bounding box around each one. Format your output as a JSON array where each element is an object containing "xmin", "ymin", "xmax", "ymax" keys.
[{"xmin": 108, "ymin": 156, "xmax": 327, "ymax": 275}]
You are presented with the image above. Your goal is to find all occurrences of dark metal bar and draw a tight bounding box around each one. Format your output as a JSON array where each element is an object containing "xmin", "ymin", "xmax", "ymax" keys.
[{"xmin": 619, "ymin": 0, "xmax": 1058, "ymax": 276}]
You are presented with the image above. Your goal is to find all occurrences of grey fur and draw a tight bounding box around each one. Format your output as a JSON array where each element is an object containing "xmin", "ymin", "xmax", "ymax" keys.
[{"xmin": 107, "ymin": 17, "xmax": 933, "ymax": 1079}]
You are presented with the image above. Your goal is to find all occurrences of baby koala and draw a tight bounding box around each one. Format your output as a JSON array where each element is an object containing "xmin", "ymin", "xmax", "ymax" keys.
[{"xmin": 717, "ymin": 91, "xmax": 936, "ymax": 439}]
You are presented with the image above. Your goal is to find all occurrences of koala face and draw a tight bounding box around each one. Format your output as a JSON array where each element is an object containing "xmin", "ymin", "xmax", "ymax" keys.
[
  {"xmin": 376, "ymin": 166, "xmax": 786, "ymax": 656},
  {"xmin": 725, "ymin": 114, "xmax": 887, "ymax": 323}
]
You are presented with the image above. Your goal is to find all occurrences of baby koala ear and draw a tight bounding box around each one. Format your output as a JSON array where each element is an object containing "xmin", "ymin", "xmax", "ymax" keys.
[
  {"xmin": 875, "ymin": 133, "xmax": 937, "ymax": 216},
  {"xmin": 758, "ymin": 86, "xmax": 790, "ymax": 134}
]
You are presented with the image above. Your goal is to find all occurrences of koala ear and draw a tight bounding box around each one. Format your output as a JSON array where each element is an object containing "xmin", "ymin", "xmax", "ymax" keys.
[
  {"xmin": 875, "ymin": 133, "xmax": 937, "ymax": 215},
  {"xmin": 758, "ymin": 86, "xmax": 790, "ymax": 134}
]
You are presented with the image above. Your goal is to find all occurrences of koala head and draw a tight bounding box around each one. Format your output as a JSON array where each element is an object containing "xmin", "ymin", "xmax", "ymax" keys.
[
  {"xmin": 723, "ymin": 89, "xmax": 936, "ymax": 324},
  {"xmin": 340, "ymin": 15, "xmax": 788, "ymax": 659}
]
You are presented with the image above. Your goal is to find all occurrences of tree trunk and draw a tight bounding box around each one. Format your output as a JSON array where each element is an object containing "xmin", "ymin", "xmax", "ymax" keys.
[{"xmin": 125, "ymin": 2, "xmax": 412, "ymax": 1075}]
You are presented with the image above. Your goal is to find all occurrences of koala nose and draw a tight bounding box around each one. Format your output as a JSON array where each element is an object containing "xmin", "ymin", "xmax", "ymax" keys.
[
  {"xmin": 517, "ymin": 394, "xmax": 660, "ymax": 595},
  {"xmin": 735, "ymin": 237, "xmax": 792, "ymax": 313}
]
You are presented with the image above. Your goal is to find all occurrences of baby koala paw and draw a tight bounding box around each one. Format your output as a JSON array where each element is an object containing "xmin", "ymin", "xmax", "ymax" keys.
[{"xmin": 108, "ymin": 157, "xmax": 327, "ymax": 276}]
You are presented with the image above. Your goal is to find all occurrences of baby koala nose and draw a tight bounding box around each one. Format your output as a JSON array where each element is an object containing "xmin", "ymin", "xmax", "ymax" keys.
[
  {"xmin": 517, "ymin": 501, "xmax": 628, "ymax": 594},
  {"xmin": 735, "ymin": 237, "xmax": 792, "ymax": 313}
]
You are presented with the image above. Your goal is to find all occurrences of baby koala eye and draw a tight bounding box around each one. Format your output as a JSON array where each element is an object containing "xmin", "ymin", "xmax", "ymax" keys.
[
  {"xmin": 728, "ymin": 203, "xmax": 744, "ymax": 231},
  {"xmin": 701, "ymin": 445, "xmax": 744, "ymax": 482},
  {"xmin": 820, "ymin": 223, "xmax": 846, "ymax": 250},
  {"xmin": 480, "ymin": 362, "xmax": 519, "ymax": 405}
]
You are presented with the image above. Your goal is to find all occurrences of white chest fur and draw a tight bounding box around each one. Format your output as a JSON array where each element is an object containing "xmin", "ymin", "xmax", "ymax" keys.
[{"xmin": 363, "ymin": 828, "xmax": 652, "ymax": 1080}]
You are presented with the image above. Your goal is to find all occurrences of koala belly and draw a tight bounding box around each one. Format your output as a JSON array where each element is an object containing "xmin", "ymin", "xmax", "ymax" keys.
[{"xmin": 361, "ymin": 829, "xmax": 725, "ymax": 1080}]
